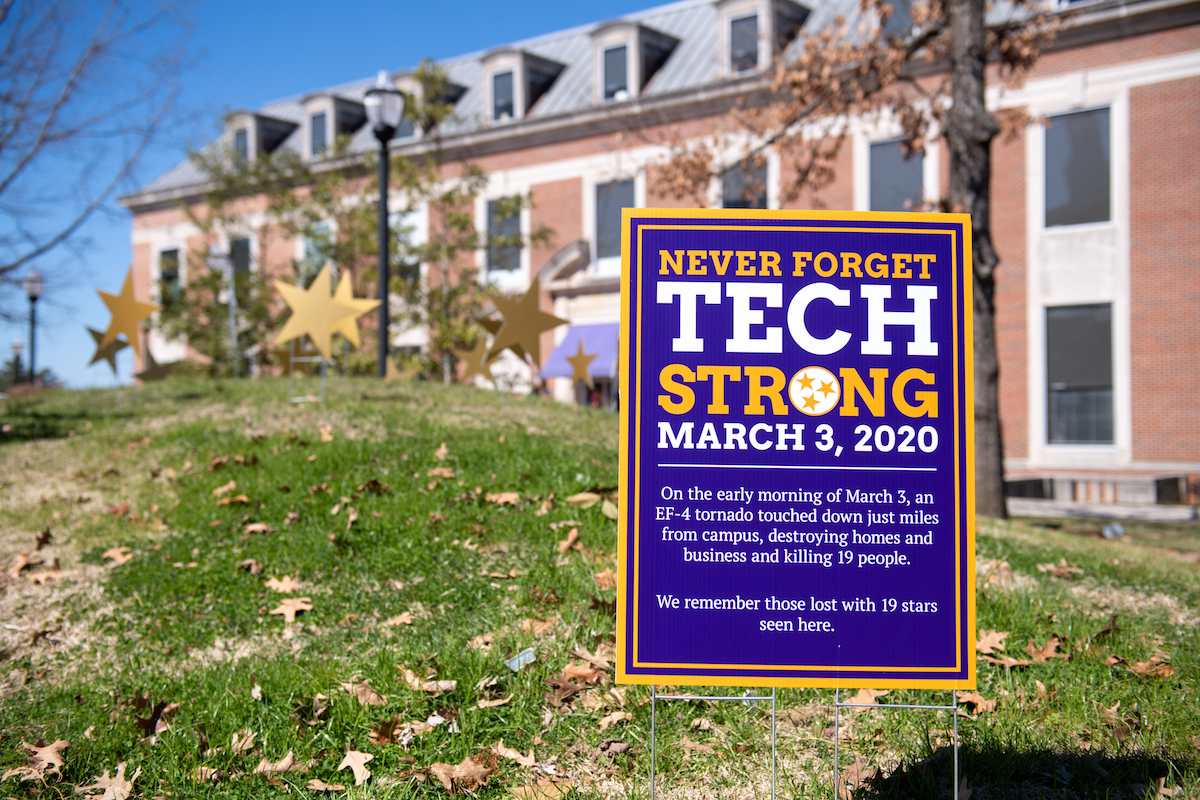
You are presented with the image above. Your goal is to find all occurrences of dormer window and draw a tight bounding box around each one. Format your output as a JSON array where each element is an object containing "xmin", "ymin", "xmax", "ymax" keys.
[
  {"xmin": 718, "ymin": 0, "xmax": 810, "ymax": 78},
  {"xmin": 603, "ymin": 46, "xmax": 628, "ymax": 101},
  {"xmin": 493, "ymin": 71, "xmax": 515, "ymax": 121},
  {"xmin": 225, "ymin": 112, "xmax": 297, "ymax": 162},
  {"xmin": 233, "ymin": 128, "xmax": 249, "ymax": 161},
  {"xmin": 310, "ymin": 112, "xmax": 327, "ymax": 156},
  {"xmin": 730, "ymin": 15, "xmax": 759, "ymax": 73},
  {"xmin": 589, "ymin": 21, "xmax": 678, "ymax": 105}
]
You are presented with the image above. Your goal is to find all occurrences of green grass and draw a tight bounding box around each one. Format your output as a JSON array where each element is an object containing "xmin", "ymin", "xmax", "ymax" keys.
[{"xmin": 1, "ymin": 379, "xmax": 1197, "ymax": 799}]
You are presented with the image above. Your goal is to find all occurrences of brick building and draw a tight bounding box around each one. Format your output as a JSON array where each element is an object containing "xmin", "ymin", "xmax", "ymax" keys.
[{"xmin": 120, "ymin": 0, "xmax": 1200, "ymax": 504}]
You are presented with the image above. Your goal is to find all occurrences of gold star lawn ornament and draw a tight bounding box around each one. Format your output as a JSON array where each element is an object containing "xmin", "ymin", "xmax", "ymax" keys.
[
  {"xmin": 330, "ymin": 272, "xmax": 380, "ymax": 347},
  {"xmin": 274, "ymin": 264, "xmax": 361, "ymax": 360},
  {"xmin": 135, "ymin": 348, "xmax": 175, "ymax": 382},
  {"xmin": 566, "ymin": 339, "xmax": 598, "ymax": 389},
  {"xmin": 489, "ymin": 276, "xmax": 567, "ymax": 365},
  {"xmin": 385, "ymin": 358, "xmax": 404, "ymax": 380},
  {"xmin": 453, "ymin": 337, "xmax": 495, "ymax": 385},
  {"xmin": 87, "ymin": 327, "xmax": 130, "ymax": 373},
  {"xmin": 479, "ymin": 317, "xmax": 527, "ymax": 363},
  {"xmin": 97, "ymin": 268, "xmax": 160, "ymax": 358}
]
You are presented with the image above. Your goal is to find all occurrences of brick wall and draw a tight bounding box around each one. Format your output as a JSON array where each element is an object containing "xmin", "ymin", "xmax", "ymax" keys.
[
  {"xmin": 531, "ymin": 177, "xmax": 583, "ymax": 366},
  {"xmin": 991, "ymin": 127, "xmax": 1029, "ymax": 461}
]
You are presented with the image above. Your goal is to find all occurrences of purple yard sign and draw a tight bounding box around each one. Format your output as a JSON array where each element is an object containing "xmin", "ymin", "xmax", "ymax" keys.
[{"xmin": 616, "ymin": 209, "xmax": 976, "ymax": 689}]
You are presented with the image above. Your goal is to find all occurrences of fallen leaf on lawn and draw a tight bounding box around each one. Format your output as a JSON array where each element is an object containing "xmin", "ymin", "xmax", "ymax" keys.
[
  {"xmin": 108, "ymin": 503, "xmax": 131, "ymax": 517},
  {"xmin": 479, "ymin": 695, "xmax": 513, "ymax": 708},
  {"xmin": 135, "ymin": 700, "xmax": 178, "ymax": 738},
  {"xmin": 2, "ymin": 739, "xmax": 70, "ymax": 781},
  {"xmin": 548, "ymin": 520, "xmax": 581, "ymax": 530},
  {"xmin": 522, "ymin": 618, "xmax": 554, "ymax": 636},
  {"xmin": 679, "ymin": 735, "xmax": 714, "ymax": 755},
  {"xmin": 565, "ymin": 492, "xmax": 600, "ymax": 509},
  {"xmin": 977, "ymin": 629, "xmax": 1009, "ymax": 655},
  {"xmin": 956, "ymin": 691, "xmax": 996, "ymax": 713},
  {"xmin": 428, "ymin": 467, "xmax": 456, "ymax": 479},
  {"xmin": 983, "ymin": 654, "xmax": 1031, "ymax": 668},
  {"xmin": 244, "ymin": 522, "xmax": 274, "ymax": 534},
  {"xmin": 423, "ymin": 679, "xmax": 457, "ymax": 694},
  {"xmin": 28, "ymin": 570, "xmax": 62, "ymax": 584},
  {"xmin": 268, "ymin": 597, "xmax": 313, "ymax": 623},
  {"xmin": 384, "ymin": 612, "xmax": 414, "ymax": 627},
  {"xmin": 103, "ymin": 547, "xmax": 134, "ymax": 566},
  {"xmin": 230, "ymin": 729, "xmax": 257, "ymax": 753},
  {"xmin": 838, "ymin": 755, "xmax": 876, "ymax": 799},
  {"xmin": 346, "ymin": 508, "xmax": 359, "ymax": 530},
  {"xmin": 212, "ymin": 480, "xmax": 237, "ymax": 497},
  {"xmin": 429, "ymin": 754, "xmax": 493, "ymax": 793},
  {"xmin": 847, "ymin": 688, "xmax": 889, "ymax": 705},
  {"xmin": 599, "ymin": 711, "xmax": 633, "ymax": 730},
  {"xmin": 251, "ymin": 683, "xmax": 262, "ymax": 701},
  {"xmin": 507, "ymin": 779, "xmax": 573, "ymax": 799},
  {"xmin": 330, "ymin": 503, "xmax": 340, "ymax": 515},
  {"xmin": 369, "ymin": 715, "xmax": 404, "ymax": 744},
  {"xmin": 319, "ymin": 425, "xmax": 334, "ymax": 442},
  {"xmin": 562, "ymin": 662, "xmax": 604, "ymax": 684},
  {"xmin": 692, "ymin": 718, "xmax": 711, "ymax": 730},
  {"xmin": 1036, "ymin": 559, "xmax": 1084, "ymax": 579},
  {"xmin": 74, "ymin": 762, "xmax": 139, "ymax": 799},
  {"xmin": 208, "ymin": 456, "xmax": 229, "ymax": 471},
  {"xmin": 342, "ymin": 679, "xmax": 387, "ymax": 706},
  {"xmin": 555, "ymin": 528, "xmax": 579, "ymax": 553},
  {"xmin": 435, "ymin": 442, "xmax": 449, "ymax": 460},
  {"xmin": 958, "ymin": 776, "xmax": 973, "ymax": 800},
  {"xmin": 1025, "ymin": 636, "xmax": 1068, "ymax": 662},
  {"xmin": 487, "ymin": 491, "xmax": 521, "ymax": 506},
  {"xmin": 337, "ymin": 751, "xmax": 374, "ymax": 786},
  {"xmin": 194, "ymin": 766, "xmax": 221, "ymax": 781},
  {"xmin": 470, "ymin": 632, "xmax": 495, "ymax": 650},
  {"xmin": 7, "ymin": 552, "xmax": 32, "ymax": 579},
  {"xmin": 1129, "ymin": 656, "xmax": 1174, "ymax": 678},
  {"xmin": 494, "ymin": 739, "xmax": 536, "ymax": 767},
  {"xmin": 263, "ymin": 575, "xmax": 300, "ymax": 593},
  {"xmin": 568, "ymin": 646, "xmax": 613, "ymax": 671},
  {"xmin": 535, "ymin": 494, "xmax": 554, "ymax": 516},
  {"xmin": 594, "ymin": 567, "xmax": 616, "ymax": 591},
  {"xmin": 253, "ymin": 750, "xmax": 304, "ymax": 777},
  {"xmin": 237, "ymin": 558, "xmax": 264, "ymax": 574},
  {"xmin": 601, "ymin": 499, "xmax": 619, "ymax": 519},
  {"xmin": 307, "ymin": 778, "xmax": 346, "ymax": 792}
]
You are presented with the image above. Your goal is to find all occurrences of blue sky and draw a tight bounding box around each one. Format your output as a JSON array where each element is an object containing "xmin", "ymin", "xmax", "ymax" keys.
[{"xmin": 3, "ymin": 0, "xmax": 650, "ymax": 388}]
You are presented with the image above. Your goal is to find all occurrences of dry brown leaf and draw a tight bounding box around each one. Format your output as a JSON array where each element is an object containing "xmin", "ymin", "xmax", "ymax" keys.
[
  {"xmin": 211, "ymin": 480, "xmax": 236, "ymax": 497},
  {"xmin": 341, "ymin": 679, "xmax": 387, "ymax": 706},
  {"xmin": 384, "ymin": 612, "xmax": 415, "ymax": 627},
  {"xmin": 1025, "ymin": 636, "xmax": 1068, "ymax": 662},
  {"xmin": 956, "ymin": 691, "xmax": 996, "ymax": 713},
  {"xmin": 562, "ymin": 662, "xmax": 604, "ymax": 684},
  {"xmin": 470, "ymin": 632, "xmax": 496, "ymax": 650},
  {"xmin": 593, "ymin": 567, "xmax": 617, "ymax": 591},
  {"xmin": 479, "ymin": 694, "xmax": 513, "ymax": 708},
  {"xmin": 494, "ymin": 739, "xmax": 536, "ymax": 767},
  {"xmin": 522, "ymin": 618, "xmax": 554, "ymax": 636},
  {"xmin": 983, "ymin": 653, "xmax": 1032, "ymax": 668},
  {"xmin": 27, "ymin": 570, "xmax": 62, "ymax": 584},
  {"xmin": 679, "ymin": 735, "xmax": 714, "ymax": 755},
  {"xmin": 692, "ymin": 718, "xmax": 712, "ymax": 730},
  {"xmin": 977, "ymin": 629, "xmax": 1009, "ymax": 655},
  {"xmin": 307, "ymin": 778, "xmax": 346, "ymax": 792},
  {"xmin": 319, "ymin": 425, "xmax": 334, "ymax": 442},
  {"xmin": 74, "ymin": 762, "xmax": 139, "ymax": 799},
  {"xmin": 337, "ymin": 750, "xmax": 374, "ymax": 786},
  {"xmin": 434, "ymin": 442, "xmax": 449, "ymax": 460},
  {"xmin": 838, "ymin": 755, "xmax": 876, "ymax": 799},
  {"xmin": 237, "ymin": 558, "xmax": 264, "ymax": 574},
  {"xmin": 253, "ymin": 750, "xmax": 303, "ymax": 777},
  {"xmin": 429, "ymin": 754, "xmax": 494, "ymax": 794},
  {"xmin": 847, "ymin": 688, "xmax": 889, "ymax": 705},
  {"xmin": 487, "ymin": 491, "xmax": 521, "ymax": 506},
  {"xmin": 102, "ymin": 547, "xmax": 134, "ymax": 566},
  {"xmin": 555, "ymin": 528, "xmax": 580, "ymax": 553},
  {"xmin": 565, "ymin": 492, "xmax": 600, "ymax": 509},
  {"xmin": 230, "ymin": 729, "xmax": 257, "ymax": 754},
  {"xmin": 599, "ymin": 711, "xmax": 633, "ymax": 730},
  {"xmin": 7, "ymin": 552, "xmax": 32, "ymax": 579},
  {"xmin": 428, "ymin": 467, "xmax": 456, "ymax": 479},
  {"xmin": 1036, "ymin": 559, "xmax": 1084, "ymax": 579},
  {"xmin": 1129, "ymin": 656, "xmax": 1174, "ymax": 679},
  {"xmin": 263, "ymin": 575, "xmax": 300, "ymax": 593},
  {"xmin": 601, "ymin": 499, "xmax": 619, "ymax": 519},
  {"xmin": 194, "ymin": 766, "xmax": 221, "ymax": 781},
  {"xmin": 345, "ymin": 508, "xmax": 359, "ymax": 530},
  {"xmin": 507, "ymin": 779, "xmax": 573, "ymax": 799},
  {"xmin": 268, "ymin": 597, "xmax": 313, "ymax": 623},
  {"xmin": 244, "ymin": 522, "xmax": 274, "ymax": 534},
  {"xmin": 3, "ymin": 739, "xmax": 70, "ymax": 781},
  {"xmin": 535, "ymin": 495, "xmax": 554, "ymax": 516}
]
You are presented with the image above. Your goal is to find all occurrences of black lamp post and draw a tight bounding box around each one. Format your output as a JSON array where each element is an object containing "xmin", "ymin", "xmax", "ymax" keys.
[
  {"xmin": 11, "ymin": 338, "xmax": 22, "ymax": 384},
  {"xmin": 363, "ymin": 70, "xmax": 405, "ymax": 378},
  {"xmin": 22, "ymin": 269, "xmax": 42, "ymax": 383}
]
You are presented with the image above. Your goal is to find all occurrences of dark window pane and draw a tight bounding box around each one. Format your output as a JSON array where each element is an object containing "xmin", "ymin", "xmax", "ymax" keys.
[
  {"xmin": 870, "ymin": 140, "xmax": 923, "ymax": 211},
  {"xmin": 604, "ymin": 46, "xmax": 628, "ymax": 100},
  {"xmin": 493, "ymin": 71, "xmax": 514, "ymax": 121},
  {"xmin": 722, "ymin": 161, "xmax": 767, "ymax": 209},
  {"xmin": 640, "ymin": 40, "xmax": 675, "ymax": 89},
  {"xmin": 730, "ymin": 15, "xmax": 759, "ymax": 73},
  {"xmin": 526, "ymin": 67, "xmax": 558, "ymax": 111},
  {"xmin": 596, "ymin": 179, "xmax": 635, "ymax": 258},
  {"xmin": 231, "ymin": 238, "xmax": 251, "ymax": 274},
  {"xmin": 396, "ymin": 115, "xmax": 415, "ymax": 138},
  {"xmin": 1045, "ymin": 107, "xmax": 1110, "ymax": 227},
  {"xmin": 487, "ymin": 199, "xmax": 520, "ymax": 272},
  {"xmin": 310, "ymin": 112, "xmax": 327, "ymax": 156},
  {"xmin": 1046, "ymin": 303, "xmax": 1113, "ymax": 444},
  {"xmin": 159, "ymin": 249, "xmax": 180, "ymax": 284},
  {"xmin": 233, "ymin": 128, "xmax": 248, "ymax": 161}
]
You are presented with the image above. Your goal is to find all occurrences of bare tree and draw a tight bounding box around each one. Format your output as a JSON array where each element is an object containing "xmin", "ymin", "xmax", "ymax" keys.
[
  {"xmin": 657, "ymin": 0, "xmax": 1060, "ymax": 518},
  {"xmin": 0, "ymin": 0, "xmax": 187, "ymax": 315}
]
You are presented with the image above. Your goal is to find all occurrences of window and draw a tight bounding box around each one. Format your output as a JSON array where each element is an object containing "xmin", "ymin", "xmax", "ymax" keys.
[
  {"xmin": 310, "ymin": 112, "xmax": 327, "ymax": 156},
  {"xmin": 231, "ymin": 238, "xmax": 252, "ymax": 274},
  {"xmin": 722, "ymin": 160, "xmax": 767, "ymax": 209},
  {"xmin": 730, "ymin": 15, "xmax": 759, "ymax": 73},
  {"xmin": 596, "ymin": 179, "xmax": 635, "ymax": 275},
  {"xmin": 233, "ymin": 128, "xmax": 248, "ymax": 161},
  {"xmin": 159, "ymin": 249, "xmax": 180, "ymax": 304},
  {"xmin": 604, "ymin": 46, "xmax": 628, "ymax": 101},
  {"xmin": 1045, "ymin": 107, "xmax": 1110, "ymax": 227},
  {"xmin": 396, "ymin": 113, "xmax": 415, "ymax": 139},
  {"xmin": 300, "ymin": 223, "xmax": 331, "ymax": 283},
  {"xmin": 1046, "ymin": 304, "xmax": 1113, "ymax": 444},
  {"xmin": 493, "ymin": 71, "xmax": 514, "ymax": 121},
  {"xmin": 487, "ymin": 199, "xmax": 520, "ymax": 272},
  {"xmin": 870, "ymin": 139, "xmax": 923, "ymax": 211}
]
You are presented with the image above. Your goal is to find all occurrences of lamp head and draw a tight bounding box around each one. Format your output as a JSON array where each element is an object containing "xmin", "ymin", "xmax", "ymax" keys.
[
  {"xmin": 22, "ymin": 268, "xmax": 42, "ymax": 301},
  {"xmin": 364, "ymin": 70, "xmax": 404, "ymax": 140}
]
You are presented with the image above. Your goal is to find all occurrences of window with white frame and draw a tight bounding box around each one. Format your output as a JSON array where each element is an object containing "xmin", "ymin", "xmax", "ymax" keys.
[
  {"xmin": 487, "ymin": 199, "xmax": 521, "ymax": 273},
  {"xmin": 603, "ymin": 46, "xmax": 629, "ymax": 101},
  {"xmin": 492, "ymin": 72, "xmax": 515, "ymax": 121},
  {"xmin": 722, "ymin": 160, "xmax": 767, "ymax": 209},
  {"xmin": 1044, "ymin": 107, "xmax": 1110, "ymax": 227},
  {"xmin": 870, "ymin": 139, "xmax": 923, "ymax": 211},
  {"xmin": 1046, "ymin": 303, "xmax": 1113, "ymax": 444},
  {"xmin": 231, "ymin": 237, "xmax": 252, "ymax": 274},
  {"xmin": 310, "ymin": 112, "xmax": 327, "ymax": 156},
  {"xmin": 158, "ymin": 248, "xmax": 181, "ymax": 306},
  {"xmin": 300, "ymin": 223, "xmax": 332, "ymax": 283},
  {"xmin": 730, "ymin": 14, "xmax": 759, "ymax": 73},
  {"xmin": 595, "ymin": 179, "xmax": 635, "ymax": 276},
  {"xmin": 233, "ymin": 128, "xmax": 249, "ymax": 161}
]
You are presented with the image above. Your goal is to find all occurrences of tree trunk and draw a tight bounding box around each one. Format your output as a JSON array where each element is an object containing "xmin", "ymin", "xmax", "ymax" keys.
[{"xmin": 946, "ymin": 0, "xmax": 1007, "ymax": 518}]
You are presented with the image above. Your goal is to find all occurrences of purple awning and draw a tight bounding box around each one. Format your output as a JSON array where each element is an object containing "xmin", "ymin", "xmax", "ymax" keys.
[{"xmin": 542, "ymin": 323, "xmax": 619, "ymax": 380}]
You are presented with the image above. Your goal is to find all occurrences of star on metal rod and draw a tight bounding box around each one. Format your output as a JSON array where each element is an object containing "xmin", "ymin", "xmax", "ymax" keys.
[
  {"xmin": 274, "ymin": 264, "xmax": 360, "ymax": 360},
  {"xmin": 330, "ymin": 271, "xmax": 380, "ymax": 348},
  {"xmin": 488, "ymin": 276, "xmax": 567, "ymax": 365},
  {"xmin": 135, "ymin": 348, "xmax": 175, "ymax": 382},
  {"xmin": 479, "ymin": 317, "xmax": 527, "ymax": 363},
  {"xmin": 97, "ymin": 268, "xmax": 160, "ymax": 358},
  {"xmin": 87, "ymin": 327, "xmax": 130, "ymax": 374},
  {"xmin": 566, "ymin": 339, "xmax": 598, "ymax": 389},
  {"xmin": 453, "ymin": 337, "xmax": 495, "ymax": 385}
]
